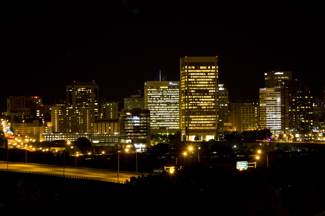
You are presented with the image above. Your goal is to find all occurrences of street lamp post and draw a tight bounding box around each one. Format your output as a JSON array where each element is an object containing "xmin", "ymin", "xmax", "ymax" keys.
[
  {"xmin": 5, "ymin": 139, "xmax": 8, "ymax": 171},
  {"xmin": 117, "ymin": 151, "xmax": 120, "ymax": 182},
  {"xmin": 176, "ymin": 152, "xmax": 187, "ymax": 165},
  {"xmin": 188, "ymin": 146, "xmax": 200, "ymax": 163},
  {"xmin": 25, "ymin": 146, "xmax": 27, "ymax": 163},
  {"xmin": 256, "ymin": 149, "xmax": 269, "ymax": 168},
  {"xmin": 62, "ymin": 151, "xmax": 65, "ymax": 177},
  {"xmin": 135, "ymin": 151, "xmax": 138, "ymax": 174}
]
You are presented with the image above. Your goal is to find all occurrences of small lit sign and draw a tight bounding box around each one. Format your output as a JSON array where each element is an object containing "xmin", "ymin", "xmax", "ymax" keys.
[
  {"xmin": 236, "ymin": 161, "xmax": 248, "ymax": 170},
  {"xmin": 169, "ymin": 82, "xmax": 178, "ymax": 86},
  {"xmin": 274, "ymin": 72, "xmax": 283, "ymax": 75}
]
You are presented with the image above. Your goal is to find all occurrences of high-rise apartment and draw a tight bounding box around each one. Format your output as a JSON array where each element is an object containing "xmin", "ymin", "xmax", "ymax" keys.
[
  {"xmin": 144, "ymin": 81, "xmax": 180, "ymax": 134},
  {"xmin": 180, "ymin": 56, "xmax": 219, "ymax": 142}
]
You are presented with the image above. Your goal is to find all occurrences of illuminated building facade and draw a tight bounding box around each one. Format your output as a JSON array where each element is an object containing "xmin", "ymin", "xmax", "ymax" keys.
[
  {"xmin": 229, "ymin": 101, "xmax": 259, "ymax": 132},
  {"xmin": 259, "ymin": 70, "xmax": 293, "ymax": 136},
  {"xmin": 264, "ymin": 70, "xmax": 292, "ymax": 88},
  {"xmin": 66, "ymin": 81, "xmax": 99, "ymax": 121},
  {"xmin": 259, "ymin": 88, "xmax": 282, "ymax": 135},
  {"xmin": 100, "ymin": 99, "xmax": 120, "ymax": 120},
  {"xmin": 119, "ymin": 109, "xmax": 150, "ymax": 151},
  {"xmin": 6, "ymin": 96, "xmax": 44, "ymax": 123},
  {"xmin": 180, "ymin": 56, "xmax": 219, "ymax": 142},
  {"xmin": 123, "ymin": 92, "xmax": 143, "ymax": 110},
  {"xmin": 217, "ymin": 84, "xmax": 230, "ymax": 135},
  {"xmin": 282, "ymin": 79, "xmax": 314, "ymax": 134},
  {"xmin": 144, "ymin": 81, "xmax": 180, "ymax": 134},
  {"xmin": 51, "ymin": 106, "xmax": 94, "ymax": 133}
]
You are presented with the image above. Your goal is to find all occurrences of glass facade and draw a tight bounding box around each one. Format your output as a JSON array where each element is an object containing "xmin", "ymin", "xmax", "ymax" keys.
[
  {"xmin": 144, "ymin": 81, "xmax": 180, "ymax": 133},
  {"xmin": 259, "ymin": 88, "xmax": 282, "ymax": 135},
  {"xmin": 180, "ymin": 56, "xmax": 218, "ymax": 141}
]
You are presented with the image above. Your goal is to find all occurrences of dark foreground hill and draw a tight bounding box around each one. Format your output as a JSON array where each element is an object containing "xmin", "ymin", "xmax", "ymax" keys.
[{"xmin": 0, "ymin": 162, "xmax": 325, "ymax": 216}]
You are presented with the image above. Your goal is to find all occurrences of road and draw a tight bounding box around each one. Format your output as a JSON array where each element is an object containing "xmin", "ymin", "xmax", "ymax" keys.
[{"xmin": 0, "ymin": 160, "xmax": 147, "ymax": 183}]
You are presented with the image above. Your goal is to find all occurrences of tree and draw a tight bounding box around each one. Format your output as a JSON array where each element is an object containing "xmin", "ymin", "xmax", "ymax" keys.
[{"xmin": 74, "ymin": 137, "xmax": 92, "ymax": 154}]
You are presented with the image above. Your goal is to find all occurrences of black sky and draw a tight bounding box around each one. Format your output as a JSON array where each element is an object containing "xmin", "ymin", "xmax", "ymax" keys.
[{"xmin": 1, "ymin": 2, "xmax": 325, "ymax": 112}]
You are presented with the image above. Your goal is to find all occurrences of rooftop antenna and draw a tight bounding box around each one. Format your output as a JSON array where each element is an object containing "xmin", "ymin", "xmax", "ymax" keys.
[{"xmin": 159, "ymin": 70, "xmax": 162, "ymax": 81}]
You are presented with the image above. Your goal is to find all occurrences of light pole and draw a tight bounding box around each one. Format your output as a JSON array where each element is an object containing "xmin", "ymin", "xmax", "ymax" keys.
[
  {"xmin": 188, "ymin": 146, "xmax": 200, "ymax": 163},
  {"xmin": 256, "ymin": 149, "xmax": 269, "ymax": 168},
  {"xmin": 5, "ymin": 139, "xmax": 8, "ymax": 171},
  {"xmin": 25, "ymin": 145, "xmax": 27, "ymax": 163},
  {"xmin": 135, "ymin": 151, "xmax": 138, "ymax": 174},
  {"xmin": 62, "ymin": 150, "xmax": 65, "ymax": 177},
  {"xmin": 117, "ymin": 150, "xmax": 120, "ymax": 182},
  {"xmin": 176, "ymin": 151, "xmax": 187, "ymax": 165}
]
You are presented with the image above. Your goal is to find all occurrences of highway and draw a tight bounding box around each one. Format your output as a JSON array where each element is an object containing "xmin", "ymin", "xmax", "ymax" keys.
[{"xmin": 0, "ymin": 160, "xmax": 147, "ymax": 183}]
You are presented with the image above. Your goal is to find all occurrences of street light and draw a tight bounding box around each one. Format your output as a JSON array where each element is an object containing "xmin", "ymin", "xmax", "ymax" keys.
[
  {"xmin": 176, "ymin": 151, "xmax": 187, "ymax": 165},
  {"xmin": 117, "ymin": 150, "xmax": 120, "ymax": 182},
  {"xmin": 256, "ymin": 149, "xmax": 269, "ymax": 168},
  {"xmin": 188, "ymin": 146, "xmax": 200, "ymax": 163},
  {"xmin": 125, "ymin": 147, "xmax": 140, "ymax": 174}
]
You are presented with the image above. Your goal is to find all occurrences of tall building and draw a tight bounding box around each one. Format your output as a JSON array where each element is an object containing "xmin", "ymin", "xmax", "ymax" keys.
[
  {"xmin": 180, "ymin": 56, "xmax": 219, "ymax": 142},
  {"xmin": 282, "ymin": 79, "xmax": 314, "ymax": 134},
  {"xmin": 123, "ymin": 93, "xmax": 144, "ymax": 110},
  {"xmin": 6, "ymin": 96, "xmax": 44, "ymax": 123},
  {"xmin": 264, "ymin": 70, "xmax": 292, "ymax": 88},
  {"xmin": 100, "ymin": 99, "xmax": 120, "ymax": 120},
  {"xmin": 217, "ymin": 84, "xmax": 230, "ymax": 135},
  {"xmin": 259, "ymin": 88, "xmax": 282, "ymax": 135},
  {"xmin": 260, "ymin": 70, "xmax": 293, "ymax": 136},
  {"xmin": 119, "ymin": 109, "xmax": 150, "ymax": 151},
  {"xmin": 66, "ymin": 81, "xmax": 99, "ymax": 120},
  {"xmin": 51, "ymin": 106, "xmax": 94, "ymax": 133},
  {"xmin": 144, "ymin": 81, "xmax": 180, "ymax": 134},
  {"xmin": 229, "ymin": 101, "xmax": 259, "ymax": 132}
]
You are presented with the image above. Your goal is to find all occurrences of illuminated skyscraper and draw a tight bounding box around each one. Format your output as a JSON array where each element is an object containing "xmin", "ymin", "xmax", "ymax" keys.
[
  {"xmin": 260, "ymin": 70, "xmax": 293, "ymax": 137},
  {"xmin": 66, "ymin": 81, "xmax": 99, "ymax": 120},
  {"xmin": 217, "ymin": 84, "xmax": 230, "ymax": 136},
  {"xmin": 144, "ymin": 81, "xmax": 180, "ymax": 134},
  {"xmin": 180, "ymin": 56, "xmax": 219, "ymax": 142},
  {"xmin": 259, "ymin": 88, "xmax": 282, "ymax": 135},
  {"xmin": 264, "ymin": 70, "xmax": 292, "ymax": 88}
]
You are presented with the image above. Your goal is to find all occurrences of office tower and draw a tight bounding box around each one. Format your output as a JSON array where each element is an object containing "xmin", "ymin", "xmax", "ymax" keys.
[
  {"xmin": 229, "ymin": 101, "xmax": 259, "ymax": 132},
  {"xmin": 119, "ymin": 109, "xmax": 150, "ymax": 151},
  {"xmin": 66, "ymin": 81, "xmax": 99, "ymax": 120},
  {"xmin": 217, "ymin": 84, "xmax": 230, "ymax": 135},
  {"xmin": 264, "ymin": 70, "xmax": 292, "ymax": 88},
  {"xmin": 100, "ymin": 99, "xmax": 120, "ymax": 120},
  {"xmin": 144, "ymin": 81, "xmax": 180, "ymax": 134},
  {"xmin": 259, "ymin": 70, "xmax": 293, "ymax": 137},
  {"xmin": 282, "ymin": 79, "xmax": 314, "ymax": 135},
  {"xmin": 180, "ymin": 56, "xmax": 218, "ymax": 142},
  {"xmin": 259, "ymin": 88, "xmax": 282, "ymax": 135}
]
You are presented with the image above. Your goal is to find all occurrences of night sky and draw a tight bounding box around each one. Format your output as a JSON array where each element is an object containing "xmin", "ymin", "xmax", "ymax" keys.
[{"xmin": 2, "ymin": 2, "xmax": 324, "ymax": 112}]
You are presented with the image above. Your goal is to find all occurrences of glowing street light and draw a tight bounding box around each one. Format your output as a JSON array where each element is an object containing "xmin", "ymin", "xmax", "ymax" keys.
[
  {"xmin": 176, "ymin": 151, "xmax": 187, "ymax": 165},
  {"xmin": 188, "ymin": 146, "xmax": 200, "ymax": 163},
  {"xmin": 256, "ymin": 149, "xmax": 269, "ymax": 167}
]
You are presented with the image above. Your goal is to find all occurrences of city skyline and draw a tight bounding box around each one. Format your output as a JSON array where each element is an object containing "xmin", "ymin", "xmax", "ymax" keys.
[{"xmin": 2, "ymin": 3, "xmax": 324, "ymax": 112}]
